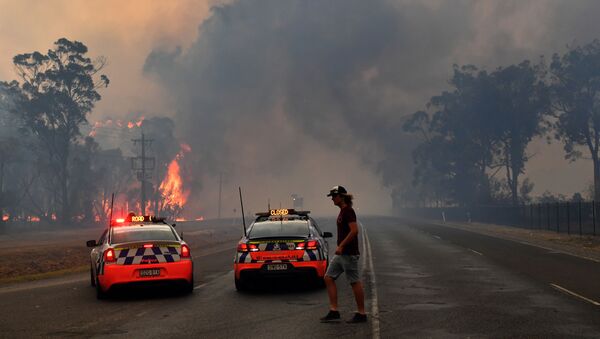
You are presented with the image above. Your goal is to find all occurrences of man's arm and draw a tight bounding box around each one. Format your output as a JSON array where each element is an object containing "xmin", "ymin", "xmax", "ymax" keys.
[{"xmin": 335, "ymin": 221, "xmax": 358, "ymax": 255}]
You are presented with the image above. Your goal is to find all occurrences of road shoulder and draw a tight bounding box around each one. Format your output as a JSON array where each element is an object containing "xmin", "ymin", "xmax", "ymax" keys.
[{"xmin": 407, "ymin": 217, "xmax": 600, "ymax": 263}]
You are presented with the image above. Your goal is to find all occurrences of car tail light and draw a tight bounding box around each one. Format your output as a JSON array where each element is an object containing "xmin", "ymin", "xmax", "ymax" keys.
[
  {"xmin": 295, "ymin": 242, "xmax": 306, "ymax": 250},
  {"xmin": 104, "ymin": 248, "xmax": 116, "ymax": 262},
  {"xmin": 237, "ymin": 243, "xmax": 259, "ymax": 252},
  {"xmin": 307, "ymin": 240, "xmax": 318, "ymax": 250},
  {"xmin": 181, "ymin": 244, "xmax": 191, "ymax": 258},
  {"xmin": 143, "ymin": 244, "xmax": 153, "ymax": 248}
]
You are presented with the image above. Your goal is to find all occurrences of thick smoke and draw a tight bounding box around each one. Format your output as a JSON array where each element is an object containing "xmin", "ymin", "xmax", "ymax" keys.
[{"xmin": 143, "ymin": 0, "xmax": 600, "ymax": 216}]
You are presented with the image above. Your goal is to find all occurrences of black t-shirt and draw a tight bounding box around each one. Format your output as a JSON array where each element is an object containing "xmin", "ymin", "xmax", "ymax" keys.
[{"xmin": 336, "ymin": 206, "xmax": 359, "ymax": 255}]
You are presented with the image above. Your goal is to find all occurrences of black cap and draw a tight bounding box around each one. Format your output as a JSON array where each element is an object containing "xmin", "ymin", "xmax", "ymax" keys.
[{"xmin": 327, "ymin": 185, "xmax": 347, "ymax": 197}]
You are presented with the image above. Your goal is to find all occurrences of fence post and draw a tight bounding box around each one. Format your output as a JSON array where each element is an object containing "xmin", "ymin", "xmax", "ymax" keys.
[
  {"xmin": 556, "ymin": 202, "xmax": 560, "ymax": 233},
  {"xmin": 567, "ymin": 201, "xmax": 570, "ymax": 235},
  {"xmin": 538, "ymin": 203, "xmax": 542, "ymax": 229},
  {"xmin": 594, "ymin": 200, "xmax": 597, "ymax": 236},
  {"xmin": 578, "ymin": 200, "xmax": 582, "ymax": 236},
  {"xmin": 530, "ymin": 204, "xmax": 534, "ymax": 229},
  {"xmin": 546, "ymin": 203, "xmax": 550, "ymax": 230}
]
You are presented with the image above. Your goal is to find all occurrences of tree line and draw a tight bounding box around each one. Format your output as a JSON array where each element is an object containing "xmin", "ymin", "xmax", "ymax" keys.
[
  {"xmin": 399, "ymin": 40, "xmax": 600, "ymax": 208},
  {"xmin": 0, "ymin": 38, "xmax": 181, "ymax": 225}
]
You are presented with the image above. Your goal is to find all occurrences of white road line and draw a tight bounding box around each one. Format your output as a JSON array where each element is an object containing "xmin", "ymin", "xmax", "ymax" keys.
[
  {"xmin": 193, "ymin": 283, "xmax": 207, "ymax": 290},
  {"xmin": 468, "ymin": 248, "xmax": 483, "ymax": 256},
  {"xmin": 361, "ymin": 223, "xmax": 380, "ymax": 339},
  {"xmin": 433, "ymin": 235, "xmax": 441, "ymax": 240},
  {"xmin": 550, "ymin": 283, "xmax": 600, "ymax": 307}
]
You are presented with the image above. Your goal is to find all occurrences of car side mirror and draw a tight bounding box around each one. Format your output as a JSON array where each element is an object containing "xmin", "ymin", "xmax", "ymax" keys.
[
  {"xmin": 323, "ymin": 232, "xmax": 333, "ymax": 238},
  {"xmin": 86, "ymin": 240, "xmax": 97, "ymax": 247}
]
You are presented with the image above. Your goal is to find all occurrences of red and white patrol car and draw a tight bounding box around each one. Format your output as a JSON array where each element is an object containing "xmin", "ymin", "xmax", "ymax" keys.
[
  {"xmin": 87, "ymin": 214, "xmax": 193, "ymax": 299},
  {"xmin": 233, "ymin": 209, "xmax": 332, "ymax": 291}
]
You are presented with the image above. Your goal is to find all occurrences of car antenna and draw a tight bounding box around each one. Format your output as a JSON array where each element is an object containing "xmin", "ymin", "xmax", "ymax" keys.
[
  {"xmin": 107, "ymin": 193, "xmax": 115, "ymax": 244},
  {"xmin": 239, "ymin": 187, "xmax": 247, "ymax": 237},
  {"xmin": 108, "ymin": 192, "xmax": 114, "ymax": 228}
]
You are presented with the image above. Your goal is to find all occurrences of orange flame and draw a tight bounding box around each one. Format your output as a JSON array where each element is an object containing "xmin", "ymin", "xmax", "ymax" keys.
[
  {"xmin": 160, "ymin": 158, "xmax": 188, "ymax": 209},
  {"xmin": 2, "ymin": 214, "xmax": 8, "ymax": 222},
  {"xmin": 88, "ymin": 117, "xmax": 146, "ymax": 136},
  {"xmin": 133, "ymin": 201, "xmax": 154, "ymax": 215},
  {"xmin": 159, "ymin": 144, "xmax": 191, "ymax": 211}
]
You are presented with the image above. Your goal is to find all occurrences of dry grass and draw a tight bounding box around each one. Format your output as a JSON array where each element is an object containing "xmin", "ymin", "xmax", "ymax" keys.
[{"xmin": 0, "ymin": 221, "xmax": 241, "ymax": 286}]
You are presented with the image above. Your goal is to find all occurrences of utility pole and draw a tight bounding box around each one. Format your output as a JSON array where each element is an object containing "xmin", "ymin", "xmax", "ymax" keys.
[{"xmin": 132, "ymin": 132, "xmax": 155, "ymax": 215}]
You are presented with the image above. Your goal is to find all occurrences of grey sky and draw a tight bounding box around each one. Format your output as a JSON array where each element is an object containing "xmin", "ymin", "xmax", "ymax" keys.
[{"xmin": 2, "ymin": 0, "xmax": 600, "ymax": 217}]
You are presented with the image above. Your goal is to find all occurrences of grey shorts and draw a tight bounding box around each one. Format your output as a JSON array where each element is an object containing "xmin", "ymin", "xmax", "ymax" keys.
[{"xmin": 325, "ymin": 254, "xmax": 361, "ymax": 284}]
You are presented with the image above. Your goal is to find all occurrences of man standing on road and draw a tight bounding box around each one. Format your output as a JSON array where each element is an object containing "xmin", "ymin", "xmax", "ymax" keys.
[{"xmin": 320, "ymin": 185, "xmax": 367, "ymax": 324}]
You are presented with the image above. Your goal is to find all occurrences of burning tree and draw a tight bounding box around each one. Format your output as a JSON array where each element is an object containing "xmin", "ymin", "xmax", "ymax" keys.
[{"xmin": 158, "ymin": 144, "xmax": 190, "ymax": 219}]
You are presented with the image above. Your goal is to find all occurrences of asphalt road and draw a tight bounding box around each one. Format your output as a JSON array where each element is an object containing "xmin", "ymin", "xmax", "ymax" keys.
[{"xmin": 1, "ymin": 217, "xmax": 599, "ymax": 338}]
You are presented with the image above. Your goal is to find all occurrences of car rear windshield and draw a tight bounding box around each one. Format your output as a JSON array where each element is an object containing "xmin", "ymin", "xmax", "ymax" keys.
[
  {"xmin": 111, "ymin": 225, "xmax": 178, "ymax": 244},
  {"xmin": 248, "ymin": 220, "xmax": 309, "ymax": 238}
]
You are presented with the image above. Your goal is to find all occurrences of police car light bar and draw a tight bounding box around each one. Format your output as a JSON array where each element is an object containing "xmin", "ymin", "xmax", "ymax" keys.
[
  {"xmin": 110, "ymin": 215, "xmax": 167, "ymax": 226},
  {"xmin": 255, "ymin": 209, "xmax": 311, "ymax": 217}
]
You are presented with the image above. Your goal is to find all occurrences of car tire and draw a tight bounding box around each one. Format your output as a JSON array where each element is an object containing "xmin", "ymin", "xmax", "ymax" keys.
[
  {"xmin": 96, "ymin": 278, "xmax": 108, "ymax": 300},
  {"xmin": 234, "ymin": 277, "xmax": 247, "ymax": 292},
  {"xmin": 185, "ymin": 275, "xmax": 194, "ymax": 294},
  {"xmin": 315, "ymin": 276, "xmax": 326, "ymax": 289},
  {"xmin": 90, "ymin": 264, "xmax": 96, "ymax": 287}
]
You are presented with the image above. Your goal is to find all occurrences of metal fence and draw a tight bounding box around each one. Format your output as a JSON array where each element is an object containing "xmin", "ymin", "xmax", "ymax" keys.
[{"xmin": 401, "ymin": 201, "xmax": 598, "ymax": 236}]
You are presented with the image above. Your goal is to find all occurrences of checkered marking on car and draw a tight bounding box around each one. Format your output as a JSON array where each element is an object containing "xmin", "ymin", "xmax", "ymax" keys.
[
  {"xmin": 115, "ymin": 246, "xmax": 181, "ymax": 265},
  {"xmin": 236, "ymin": 241, "xmax": 322, "ymax": 263}
]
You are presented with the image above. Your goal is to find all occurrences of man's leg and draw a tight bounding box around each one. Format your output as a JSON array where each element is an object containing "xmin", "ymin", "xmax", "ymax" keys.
[
  {"xmin": 325, "ymin": 275, "xmax": 338, "ymax": 310},
  {"xmin": 350, "ymin": 281, "xmax": 365, "ymax": 314}
]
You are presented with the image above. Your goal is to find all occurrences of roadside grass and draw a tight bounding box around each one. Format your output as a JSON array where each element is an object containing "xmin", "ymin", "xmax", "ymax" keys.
[{"xmin": 0, "ymin": 265, "xmax": 87, "ymax": 285}]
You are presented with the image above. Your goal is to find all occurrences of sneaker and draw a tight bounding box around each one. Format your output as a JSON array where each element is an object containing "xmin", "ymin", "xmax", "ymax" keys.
[
  {"xmin": 346, "ymin": 313, "xmax": 367, "ymax": 323},
  {"xmin": 320, "ymin": 310, "xmax": 341, "ymax": 322}
]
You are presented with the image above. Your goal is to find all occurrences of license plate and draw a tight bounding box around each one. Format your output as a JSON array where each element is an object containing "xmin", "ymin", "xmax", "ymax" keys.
[
  {"xmin": 139, "ymin": 269, "xmax": 161, "ymax": 277},
  {"xmin": 266, "ymin": 264, "xmax": 288, "ymax": 271}
]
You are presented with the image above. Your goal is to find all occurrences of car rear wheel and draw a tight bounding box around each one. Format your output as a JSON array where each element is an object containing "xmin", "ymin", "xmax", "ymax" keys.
[
  {"xmin": 90, "ymin": 264, "xmax": 96, "ymax": 287},
  {"xmin": 234, "ymin": 277, "xmax": 247, "ymax": 292},
  {"xmin": 185, "ymin": 274, "xmax": 194, "ymax": 294},
  {"xmin": 96, "ymin": 278, "xmax": 108, "ymax": 300}
]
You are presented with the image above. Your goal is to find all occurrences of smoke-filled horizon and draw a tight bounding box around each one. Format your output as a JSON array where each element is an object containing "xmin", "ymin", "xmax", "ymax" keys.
[
  {"xmin": 3, "ymin": 0, "xmax": 600, "ymax": 218},
  {"xmin": 142, "ymin": 0, "xmax": 600, "ymax": 217}
]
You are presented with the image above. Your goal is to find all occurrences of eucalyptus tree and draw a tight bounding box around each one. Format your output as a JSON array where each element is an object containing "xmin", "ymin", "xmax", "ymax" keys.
[
  {"xmin": 11, "ymin": 38, "xmax": 109, "ymax": 223},
  {"xmin": 404, "ymin": 65, "xmax": 502, "ymax": 206},
  {"xmin": 0, "ymin": 81, "xmax": 25, "ymax": 219},
  {"xmin": 551, "ymin": 40, "xmax": 600, "ymax": 201},
  {"xmin": 490, "ymin": 61, "xmax": 550, "ymax": 206}
]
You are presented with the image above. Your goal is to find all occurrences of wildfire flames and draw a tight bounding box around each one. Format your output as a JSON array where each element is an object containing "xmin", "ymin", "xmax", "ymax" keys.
[
  {"xmin": 159, "ymin": 144, "xmax": 191, "ymax": 213},
  {"xmin": 88, "ymin": 117, "xmax": 146, "ymax": 137}
]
